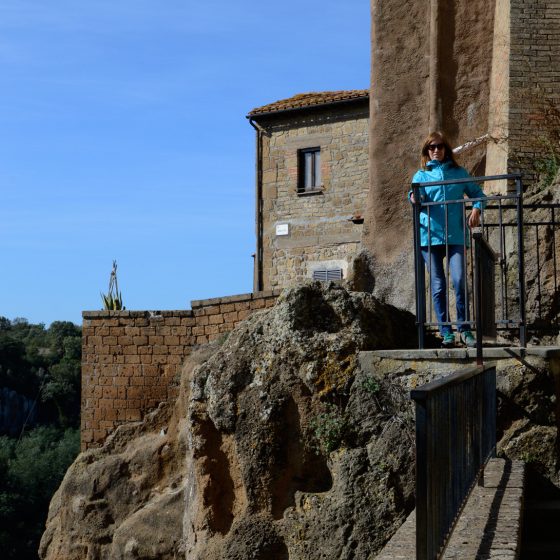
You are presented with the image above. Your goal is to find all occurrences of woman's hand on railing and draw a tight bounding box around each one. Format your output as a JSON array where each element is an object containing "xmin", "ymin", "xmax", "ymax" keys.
[{"xmin": 468, "ymin": 208, "xmax": 481, "ymax": 228}]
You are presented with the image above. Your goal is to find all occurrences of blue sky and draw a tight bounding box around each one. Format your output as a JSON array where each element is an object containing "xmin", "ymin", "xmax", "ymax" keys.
[{"xmin": 0, "ymin": 0, "xmax": 370, "ymax": 326}]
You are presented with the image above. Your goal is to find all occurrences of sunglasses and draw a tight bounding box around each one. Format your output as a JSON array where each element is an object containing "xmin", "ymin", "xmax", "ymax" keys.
[{"xmin": 427, "ymin": 143, "xmax": 445, "ymax": 151}]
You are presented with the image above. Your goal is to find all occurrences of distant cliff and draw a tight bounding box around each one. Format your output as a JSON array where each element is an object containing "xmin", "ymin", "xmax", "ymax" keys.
[{"xmin": 0, "ymin": 387, "xmax": 37, "ymax": 437}]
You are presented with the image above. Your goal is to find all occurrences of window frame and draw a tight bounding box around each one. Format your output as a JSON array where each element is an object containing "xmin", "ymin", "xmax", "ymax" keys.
[{"xmin": 297, "ymin": 147, "xmax": 322, "ymax": 194}]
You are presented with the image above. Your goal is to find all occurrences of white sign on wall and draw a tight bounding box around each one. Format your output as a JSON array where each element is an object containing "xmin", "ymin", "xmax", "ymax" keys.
[{"xmin": 276, "ymin": 223, "xmax": 289, "ymax": 236}]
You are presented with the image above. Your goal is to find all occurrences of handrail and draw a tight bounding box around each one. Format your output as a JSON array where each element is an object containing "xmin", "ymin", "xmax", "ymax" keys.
[
  {"xmin": 411, "ymin": 173, "xmax": 522, "ymax": 188},
  {"xmin": 410, "ymin": 364, "xmax": 485, "ymax": 398},
  {"xmin": 411, "ymin": 364, "xmax": 497, "ymax": 560}
]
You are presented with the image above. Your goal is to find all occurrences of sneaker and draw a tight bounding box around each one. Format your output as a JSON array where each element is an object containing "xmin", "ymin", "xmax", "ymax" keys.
[
  {"xmin": 460, "ymin": 331, "xmax": 476, "ymax": 348},
  {"xmin": 441, "ymin": 333, "xmax": 455, "ymax": 348}
]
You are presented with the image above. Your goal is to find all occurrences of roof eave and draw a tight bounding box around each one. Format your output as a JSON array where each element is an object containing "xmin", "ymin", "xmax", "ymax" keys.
[{"xmin": 246, "ymin": 94, "xmax": 369, "ymax": 120}]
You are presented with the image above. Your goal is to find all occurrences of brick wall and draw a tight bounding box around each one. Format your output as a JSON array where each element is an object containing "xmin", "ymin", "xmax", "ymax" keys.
[
  {"xmin": 254, "ymin": 101, "xmax": 369, "ymax": 290},
  {"xmin": 508, "ymin": 0, "xmax": 560, "ymax": 185},
  {"xmin": 81, "ymin": 290, "xmax": 280, "ymax": 449}
]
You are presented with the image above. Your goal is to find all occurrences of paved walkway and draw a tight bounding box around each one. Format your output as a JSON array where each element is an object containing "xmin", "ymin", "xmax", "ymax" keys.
[{"xmin": 375, "ymin": 459, "xmax": 525, "ymax": 560}]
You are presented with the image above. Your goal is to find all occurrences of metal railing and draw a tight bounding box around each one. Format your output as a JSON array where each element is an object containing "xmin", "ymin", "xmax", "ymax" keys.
[
  {"xmin": 484, "ymin": 200, "xmax": 560, "ymax": 334},
  {"xmin": 412, "ymin": 174, "xmax": 527, "ymax": 348},
  {"xmin": 411, "ymin": 363, "xmax": 497, "ymax": 560}
]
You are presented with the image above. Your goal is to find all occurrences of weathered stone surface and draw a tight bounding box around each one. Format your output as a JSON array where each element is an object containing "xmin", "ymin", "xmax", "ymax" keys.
[
  {"xmin": 41, "ymin": 284, "xmax": 417, "ymax": 560},
  {"xmin": 346, "ymin": 249, "xmax": 375, "ymax": 293},
  {"xmin": 183, "ymin": 283, "xmax": 416, "ymax": 559},
  {"xmin": 39, "ymin": 343, "xmax": 217, "ymax": 560}
]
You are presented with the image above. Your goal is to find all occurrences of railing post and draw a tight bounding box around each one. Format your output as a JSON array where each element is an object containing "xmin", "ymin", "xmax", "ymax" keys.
[
  {"xmin": 415, "ymin": 398, "xmax": 428, "ymax": 560},
  {"xmin": 516, "ymin": 177, "xmax": 527, "ymax": 347},
  {"xmin": 473, "ymin": 229, "xmax": 484, "ymax": 365},
  {"xmin": 412, "ymin": 183, "xmax": 426, "ymax": 349},
  {"xmin": 473, "ymin": 230, "xmax": 497, "ymax": 365}
]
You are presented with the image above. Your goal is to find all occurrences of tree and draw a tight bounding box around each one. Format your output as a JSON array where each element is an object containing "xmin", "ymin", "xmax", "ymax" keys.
[{"xmin": 0, "ymin": 428, "xmax": 79, "ymax": 560}]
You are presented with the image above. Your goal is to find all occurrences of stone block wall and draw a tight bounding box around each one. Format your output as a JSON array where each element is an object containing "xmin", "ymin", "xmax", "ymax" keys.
[
  {"xmin": 256, "ymin": 102, "xmax": 369, "ymax": 289},
  {"xmin": 81, "ymin": 290, "xmax": 280, "ymax": 449}
]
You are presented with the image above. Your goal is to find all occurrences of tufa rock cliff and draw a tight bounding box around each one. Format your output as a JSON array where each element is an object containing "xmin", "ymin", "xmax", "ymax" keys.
[
  {"xmin": 40, "ymin": 282, "xmax": 560, "ymax": 559},
  {"xmin": 40, "ymin": 283, "xmax": 418, "ymax": 560}
]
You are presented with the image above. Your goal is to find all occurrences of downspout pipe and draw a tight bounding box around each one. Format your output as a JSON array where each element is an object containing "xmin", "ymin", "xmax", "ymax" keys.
[{"xmin": 249, "ymin": 118, "xmax": 264, "ymax": 292}]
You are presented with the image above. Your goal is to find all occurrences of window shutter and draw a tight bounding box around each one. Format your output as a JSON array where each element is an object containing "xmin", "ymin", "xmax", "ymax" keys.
[
  {"xmin": 312, "ymin": 267, "xmax": 342, "ymax": 282},
  {"xmin": 326, "ymin": 268, "xmax": 342, "ymax": 281}
]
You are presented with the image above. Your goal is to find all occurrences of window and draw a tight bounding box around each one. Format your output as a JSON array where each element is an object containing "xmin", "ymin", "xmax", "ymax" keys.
[
  {"xmin": 312, "ymin": 267, "xmax": 343, "ymax": 282},
  {"xmin": 298, "ymin": 147, "xmax": 321, "ymax": 193}
]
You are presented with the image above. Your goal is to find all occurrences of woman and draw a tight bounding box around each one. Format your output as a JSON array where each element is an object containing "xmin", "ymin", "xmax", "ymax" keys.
[{"xmin": 410, "ymin": 131, "xmax": 486, "ymax": 348}]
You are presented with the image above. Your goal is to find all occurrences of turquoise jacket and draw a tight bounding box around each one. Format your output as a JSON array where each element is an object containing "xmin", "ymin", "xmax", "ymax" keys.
[{"xmin": 410, "ymin": 159, "xmax": 486, "ymax": 247}]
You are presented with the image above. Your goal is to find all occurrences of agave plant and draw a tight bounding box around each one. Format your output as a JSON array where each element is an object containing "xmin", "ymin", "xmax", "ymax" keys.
[{"xmin": 101, "ymin": 260, "xmax": 125, "ymax": 311}]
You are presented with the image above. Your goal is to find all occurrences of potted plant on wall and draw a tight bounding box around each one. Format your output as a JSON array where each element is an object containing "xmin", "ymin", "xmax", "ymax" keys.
[{"xmin": 101, "ymin": 260, "xmax": 125, "ymax": 310}]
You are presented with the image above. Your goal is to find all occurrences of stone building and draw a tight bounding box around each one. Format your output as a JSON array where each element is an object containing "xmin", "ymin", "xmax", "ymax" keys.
[{"xmin": 247, "ymin": 90, "xmax": 369, "ymax": 291}]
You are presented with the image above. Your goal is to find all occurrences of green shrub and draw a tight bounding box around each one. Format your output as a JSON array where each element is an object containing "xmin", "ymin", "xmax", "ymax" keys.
[
  {"xmin": 311, "ymin": 404, "xmax": 346, "ymax": 453},
  {"xmin": 534, "ymin": 150, "xmax": 559, "ymax": 190},
  {"xmin": 360, "ymin": 375, "xmax": 380, "ymax": 394}
]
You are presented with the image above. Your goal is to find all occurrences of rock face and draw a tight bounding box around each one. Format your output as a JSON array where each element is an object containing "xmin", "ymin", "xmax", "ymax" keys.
[
  {"xmin": 40, "ymin": 284, "xmax": 418, "ymax": 560},
  {"xmin": 496, "ymin": 352, "xmax": 560, "ymax": 487}
]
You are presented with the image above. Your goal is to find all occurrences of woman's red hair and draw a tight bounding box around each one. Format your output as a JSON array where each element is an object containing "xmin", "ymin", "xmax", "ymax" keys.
[{"xmin": 420, "ymin": 131, "xmax": 458, "ymax": 169}]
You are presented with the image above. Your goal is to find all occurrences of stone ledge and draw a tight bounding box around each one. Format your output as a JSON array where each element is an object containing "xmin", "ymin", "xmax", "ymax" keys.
[
  {"xmin": 83, "ymin": 289, "xmax": 283, "ymax": 320},
  {"xmin": 364, "ymin": 346, "xmax": 560, "ymax": 361},
  {"xmin": 83, "ymin": 310, "xmax": 194, "ymax": 319},
  {"xmin": 191, "ymin": 293, "xmax": 253, "ymax": 307},
  {"xmin": 190, "ymin": 289, "xmax": 281, "ymax": 308}
]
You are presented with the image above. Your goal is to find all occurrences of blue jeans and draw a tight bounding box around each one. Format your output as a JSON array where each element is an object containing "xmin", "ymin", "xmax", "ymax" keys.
[{"xmin": 421, "ymin": 245, "xmax": 469, "ymax": 336}]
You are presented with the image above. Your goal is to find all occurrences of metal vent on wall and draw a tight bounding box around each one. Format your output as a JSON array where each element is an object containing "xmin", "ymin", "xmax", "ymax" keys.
[{"xmin": 312, "ymin": 268, "xmax": 343, "ymax": 282}]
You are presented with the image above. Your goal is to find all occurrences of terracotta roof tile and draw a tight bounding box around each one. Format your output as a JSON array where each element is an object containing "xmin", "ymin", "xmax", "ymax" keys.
[{"xmin": 248, "ymin": 89, "xmax": 369, "ymax": 117}]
